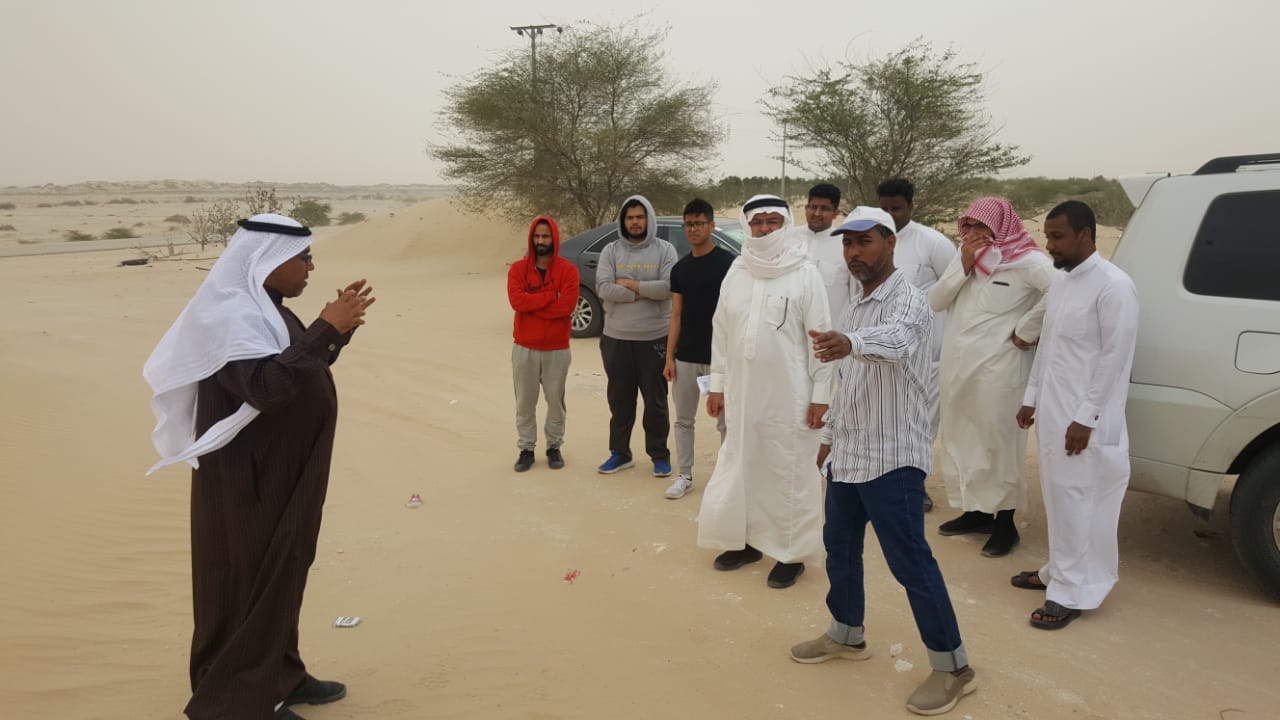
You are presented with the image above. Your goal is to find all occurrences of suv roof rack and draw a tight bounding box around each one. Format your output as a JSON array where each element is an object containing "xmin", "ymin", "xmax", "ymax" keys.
[{"xmin": 1194, "ymin": 153, "xmax": 1280, "ymax": 175}]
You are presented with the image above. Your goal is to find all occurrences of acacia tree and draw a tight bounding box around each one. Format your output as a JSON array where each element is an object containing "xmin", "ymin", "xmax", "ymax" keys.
[
  {"xmin": 766, "ymin": 40, "xmax": 1028, "ymax": 222},
  {"xmin": 431, "ymin": 22, "xmax": 725, "ymax": 233}
]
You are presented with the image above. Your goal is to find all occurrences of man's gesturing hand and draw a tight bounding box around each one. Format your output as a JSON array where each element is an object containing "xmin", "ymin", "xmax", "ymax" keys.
[
  {"xmin": 320, "ymin": 278, "xmax": 376, "ymax": 334},
  {"xmin": 810, "ymin": 329, "xmax": 852, "ymax": 363}
]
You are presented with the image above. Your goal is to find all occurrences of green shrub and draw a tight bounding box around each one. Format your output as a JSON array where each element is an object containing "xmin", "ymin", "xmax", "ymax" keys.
[
  {"xmin": 0, "ymin": 202, "xmax": 15, "ymax": 210},
  {"xmin": 106, "ymin": 197, "xmax": 139, "ymax": 205},
  {"xmin": 337, "ymin": 211, "xmax": 367, "ymax": 225},
  {"xmin": 0, "ymin": 224, "xmax": 15, "ymax": 231},
  {"xmin": 103, "ymin": 227, "xmax": 139, "ymax": 239},
  {"xmin": 289, "ymin": 199, "xmax": 332, "ymax": 227},
  {"xmin": 65, "ymin": 230, "xmax": 96, "ymax": 242},
  {"xmin": 969, "ymin": 176, "xmax": 1133, "ymax": 227}
]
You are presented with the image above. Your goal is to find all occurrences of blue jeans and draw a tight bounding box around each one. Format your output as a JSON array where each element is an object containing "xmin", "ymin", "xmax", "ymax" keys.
[{"xmin": 824, "ymin": 466, "xmax": 968, "ymax": 671}]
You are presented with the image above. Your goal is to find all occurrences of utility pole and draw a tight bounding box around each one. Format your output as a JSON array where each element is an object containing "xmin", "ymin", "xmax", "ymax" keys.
[{"xmin": 510, "ymin": 23, "xmax": 561, "ymax": 84}]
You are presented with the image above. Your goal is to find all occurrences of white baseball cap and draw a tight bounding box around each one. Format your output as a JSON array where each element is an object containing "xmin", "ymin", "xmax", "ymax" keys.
[{"xmin": 830, "ymin": 206, "xmax": 896, "ymax": 235}]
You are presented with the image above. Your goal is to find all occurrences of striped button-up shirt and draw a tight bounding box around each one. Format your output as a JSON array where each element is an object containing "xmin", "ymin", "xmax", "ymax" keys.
[{"xmin": 820, "ymin": 269, "xmax": 935, "ymax": 484}]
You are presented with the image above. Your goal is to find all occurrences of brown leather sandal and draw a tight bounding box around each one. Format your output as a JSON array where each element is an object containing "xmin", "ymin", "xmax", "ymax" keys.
[
  {"xmin": 1010, "ymin": 570, "xmax": 1046, "ymax": 590},
  {"xmin": 1030, "ymin": 601, "xmax": 1081, "ymax": 630}
]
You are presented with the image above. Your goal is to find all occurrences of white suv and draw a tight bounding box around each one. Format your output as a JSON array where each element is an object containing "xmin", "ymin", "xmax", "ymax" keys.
[{"xmin": 1113, "ymin": 153, "xmax": 1280, "ymax": 599}]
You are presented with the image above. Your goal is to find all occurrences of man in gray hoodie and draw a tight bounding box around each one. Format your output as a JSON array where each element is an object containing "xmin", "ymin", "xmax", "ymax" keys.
[{"xmin": 595, "ymin": 195, "xmax": 679, "ymax": 476}]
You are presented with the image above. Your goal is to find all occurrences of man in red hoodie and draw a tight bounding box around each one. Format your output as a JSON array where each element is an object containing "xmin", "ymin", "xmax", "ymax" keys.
[{"xmin": 508, "ymin": 216, "xmax": 580, "ymax": 472}]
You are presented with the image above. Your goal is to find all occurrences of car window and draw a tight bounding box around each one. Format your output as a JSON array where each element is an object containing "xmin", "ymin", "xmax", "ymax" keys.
[
  {"xmin": 1183, "ymin": 190, "xmax": 1280, "ymax": 301},
  {"xmin": 661, "ymin": 225, "xmax": 692, "ymax": 257},
  {"xmin": 586, "ymin": 229, "xmax": 619, "ymax": 253},
  {"xmin": 714, "ymin": 219, "xmax": 745, "ymax": 253}
]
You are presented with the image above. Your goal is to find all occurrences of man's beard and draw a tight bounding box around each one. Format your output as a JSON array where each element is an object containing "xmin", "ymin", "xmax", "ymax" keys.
[
  {"xmin": 534, "ymin": 245, "xmax": 553, "ymax": 256},
  {"xmin": 849, "ymin": 258, "xmax": 886, "ymax": 283}
]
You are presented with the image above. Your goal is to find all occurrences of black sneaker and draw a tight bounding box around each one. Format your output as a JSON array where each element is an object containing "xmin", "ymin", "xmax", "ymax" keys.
[
  {"xmin": 284, "ymin": 674, "xmax": 347, "ymax": 706},
  {"xmin": 546, "ymin": 447, "xmax": 565, "ymax": 470},
  {"xmin": 514, "ymin": 450, "xmax": 535, "ymax": 472},
  {"xmin": 938, "ymin": 511, "xmax": 995, "ymax": 536},
  {"xmin": 713, "ymin": 545, "xmax": 763, "ymax": 571},
  {"xmin": 767, "ymin": 561, "xmax": 806, "ymax": 589},
  {"xmin": 275, "ymin": 707, "xmax": 306, "ymax": 720}
]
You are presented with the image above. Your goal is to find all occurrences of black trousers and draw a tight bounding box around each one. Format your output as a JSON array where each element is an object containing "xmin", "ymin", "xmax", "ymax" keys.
[{"xmin": 600, "ymin": 334, "xmax": 670, "ymax": 461}]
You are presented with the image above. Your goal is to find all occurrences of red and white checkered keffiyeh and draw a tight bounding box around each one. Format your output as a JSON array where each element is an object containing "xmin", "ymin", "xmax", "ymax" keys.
[{"xmin": 957, "ymin": 197, "xmax": 1042, "ymax": 277}]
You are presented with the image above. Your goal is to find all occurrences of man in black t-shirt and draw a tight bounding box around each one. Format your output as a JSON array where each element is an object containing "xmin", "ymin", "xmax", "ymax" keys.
[{"xmin": 661, "ymin": 198, "xmax": 736, "ymax": 499}]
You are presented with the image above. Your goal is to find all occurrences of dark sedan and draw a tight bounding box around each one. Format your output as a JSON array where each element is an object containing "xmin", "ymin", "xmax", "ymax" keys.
[{"xmin": 559, "ymin": 216, "xmax": 745, "ymax": 338}]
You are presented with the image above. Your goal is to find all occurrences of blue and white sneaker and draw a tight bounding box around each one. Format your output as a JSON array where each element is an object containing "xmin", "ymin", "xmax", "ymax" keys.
[
  {"xmin": 597, "ymin": 452, "xmax": 635, "ymax": 474},
  {"xmin": 653, "ymin": 459, "xmax": 672, "ymax": 477}
]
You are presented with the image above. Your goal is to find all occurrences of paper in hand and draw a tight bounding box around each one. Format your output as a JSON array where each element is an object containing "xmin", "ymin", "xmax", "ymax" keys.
[{"xmin": 696, "ymin": 375, "xmax": 712, "ymax": 395}]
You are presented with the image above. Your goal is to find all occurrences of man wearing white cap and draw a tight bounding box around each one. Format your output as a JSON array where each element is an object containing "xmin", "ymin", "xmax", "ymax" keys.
[
  {"xmin": 144, "ymin": 214, "xmax": 375, "ymax": 720},
  {"xmin": 696, "ymin": 194, "xmax": 833, "ymax": 590},
  {"xmin": 795, "ymin": 207, "xmax": 976, "ymax": 717}
]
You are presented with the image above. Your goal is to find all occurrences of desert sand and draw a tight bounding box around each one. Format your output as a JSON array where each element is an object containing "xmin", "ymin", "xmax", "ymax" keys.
[{"xmin": 0, "ymin": 196, "xmax": 1276, "ymax": 720}]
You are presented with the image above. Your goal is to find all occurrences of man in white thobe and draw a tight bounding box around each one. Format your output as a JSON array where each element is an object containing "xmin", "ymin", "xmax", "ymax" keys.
[
  {"xmin": 698, "ymin": 194, "xmax": 833, "ymax": 590},
  {"xmin": 790, "ymin": 183, "xmax": 856, "ymax": 320},
  {"xmin": 928, "ymin": 197, "xmax": 1057, "ymax": 558},
  {"xmin": 878, "ymin": 177, "xmax": 958, "ymax": 513},
  {"xmin": 1015, "ymin": 200, "xmax": 1138, "ymax": 630}
]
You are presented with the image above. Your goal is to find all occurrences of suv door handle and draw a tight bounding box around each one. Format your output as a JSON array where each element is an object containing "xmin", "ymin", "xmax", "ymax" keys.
[{"xmin": 584, "ymin": 260, "xmax": 598, "ymax": 268}]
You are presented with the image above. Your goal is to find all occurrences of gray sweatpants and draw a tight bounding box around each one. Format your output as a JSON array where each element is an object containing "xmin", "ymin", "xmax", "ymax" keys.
[
  {"xmin": 672, "ymin": 359, "xmax": 725, "ymax": 477},
  {"xmin": 512, "ymin": 344, "xmax": 571, "ymax": 451}
]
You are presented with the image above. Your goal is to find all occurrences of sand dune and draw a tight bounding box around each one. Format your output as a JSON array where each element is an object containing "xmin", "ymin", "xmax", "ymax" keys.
[{"xmin": 0, "ymin": 198, "xmax": 1274, "ymax": 720}]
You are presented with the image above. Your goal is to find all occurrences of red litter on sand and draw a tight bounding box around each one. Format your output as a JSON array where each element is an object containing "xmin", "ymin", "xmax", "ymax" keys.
[
  {"xmin": 563, "ymin": 569, "xmax": 581, "ymax": 583},
  {"xmin": 405, "ymin": 493, "xmax": 423, "ymax": 508}
]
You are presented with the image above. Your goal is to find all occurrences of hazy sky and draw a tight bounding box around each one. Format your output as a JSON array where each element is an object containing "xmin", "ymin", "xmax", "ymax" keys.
[{"xmin": 5, "ymin": 0, "xmax": 1278, "ymax": 186}]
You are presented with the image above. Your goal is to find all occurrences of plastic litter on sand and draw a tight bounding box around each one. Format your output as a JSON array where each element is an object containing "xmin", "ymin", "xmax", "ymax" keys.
[
  {"xmin": 333, "ymin": 616, "xmax": 361, "ymax": 628},
  {"xmin": 405, "ymin": 493, "xmax": 423, "ymax": 508},
  {"xmin": 894, "ymin": 659, "xmax": 914, "ymax": 673},
  {"xmin": 563, "ymin": 569, "xmax": 581, "ymax": 583},
  {"xmin": 890, "ymin": 643, "xmax": 904, "ymax": 657}
]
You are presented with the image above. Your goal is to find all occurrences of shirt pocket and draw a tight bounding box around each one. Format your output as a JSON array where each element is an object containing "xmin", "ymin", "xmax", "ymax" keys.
[
  {"xmin": 762, "ymin": 294, "xmax": 791, "ymax": 329},
  {"xmin": 978, "ymin": 276, "xmax": 1034, "ymax": 316},
  {"xmin": 1051, "ymin": 308, "xmax": 1092, "ymax": 340}
]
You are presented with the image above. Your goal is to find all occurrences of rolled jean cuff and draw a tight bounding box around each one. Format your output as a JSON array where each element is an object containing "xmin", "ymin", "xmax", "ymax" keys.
[
  {"xmin": 827, "ymin": 619, "xmax": 864, "ymax": 646},
  {"xmin": 927, "ymin": 643, "xmax": 968, "ymax": 672}
]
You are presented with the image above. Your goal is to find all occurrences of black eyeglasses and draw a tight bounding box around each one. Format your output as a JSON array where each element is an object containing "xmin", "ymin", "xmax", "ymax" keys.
[
  {"xmin": 683, "ymin": 221, "xmax": 712, "ymax": 230},
  {"xmin": 296, "ymin": 253, "xmax": 313, "ymax": 264}
]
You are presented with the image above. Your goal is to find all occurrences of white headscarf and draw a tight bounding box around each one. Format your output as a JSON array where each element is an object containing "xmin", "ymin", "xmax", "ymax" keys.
[
  {"xmin": 143, "ymin": 214, "xmax": 313, "ymax": 475},
  {"xmin": 737, "ymin": 194, "xmax": 810, "ymax": 279}
]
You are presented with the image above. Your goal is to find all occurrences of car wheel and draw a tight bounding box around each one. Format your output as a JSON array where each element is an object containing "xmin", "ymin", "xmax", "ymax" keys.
[
  {"xmin": 1229, "ymin": 443, "xmax": 1280, "ymax": 601},
  {"xmin": 571, "ymin": 288, "xmax": 603, "ymax": 338}
]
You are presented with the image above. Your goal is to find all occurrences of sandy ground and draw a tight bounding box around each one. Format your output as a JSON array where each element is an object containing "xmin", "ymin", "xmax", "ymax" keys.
[{"xmin": 0, "ymin": 197, "xmax": 1276, "ymax": 720}]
